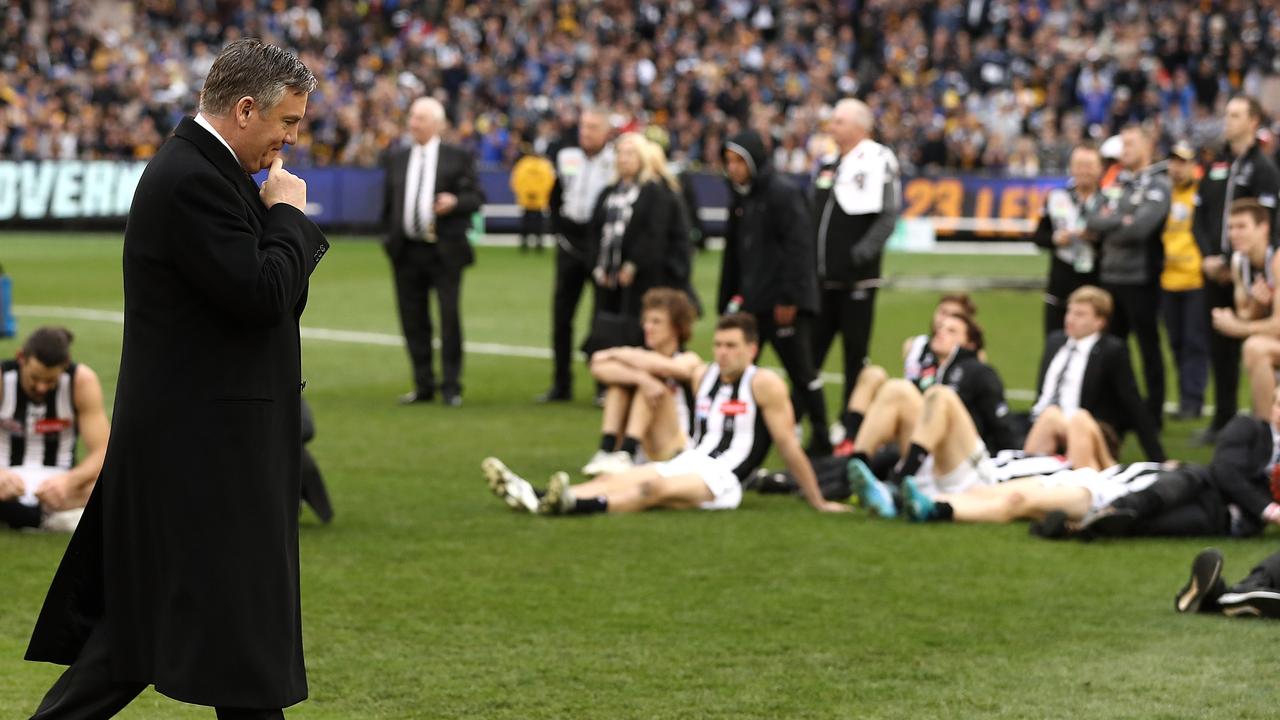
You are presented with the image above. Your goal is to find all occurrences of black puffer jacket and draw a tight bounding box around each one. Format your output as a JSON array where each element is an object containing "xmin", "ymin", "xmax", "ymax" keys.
[{"xmin": 717, "ymin": 130, "xmax": 819, "ymax": 315}]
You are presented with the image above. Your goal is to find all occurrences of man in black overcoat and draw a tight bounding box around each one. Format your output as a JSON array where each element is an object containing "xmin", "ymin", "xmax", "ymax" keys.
[
  {"xmin": 381, "ymin": 96, "xmax": 484, "ymax": 407},
  {"xmin": 24, "ymin": 38, "xmax": 328, "ymax": 719}
]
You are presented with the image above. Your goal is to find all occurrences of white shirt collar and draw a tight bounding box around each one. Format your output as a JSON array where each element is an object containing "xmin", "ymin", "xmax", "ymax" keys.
[
  {"xmin": 1068, "ymin": 332, "xmax": 1101, "ymax": 355},
  {"xmin": 193, "ymin": 113, "xmax": 241, "ymax": 168},
  {"xmin": 415, "ymin": 136, "xmax": 440, "ymax": 154}
]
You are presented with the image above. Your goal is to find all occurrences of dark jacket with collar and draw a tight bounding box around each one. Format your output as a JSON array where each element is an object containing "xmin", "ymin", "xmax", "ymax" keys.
[
  {"xmin": 811, "ymin": 141, "xmax": 900, "ymax": 288},
  {"xmin": 588, "ymin": 179, "xmax": 670, "ymax": 314},
  {"xmin": 1087, "ymin": 161, "xmax": 1171, "ymax": 286},
  {"xmin": 718, "ymin": 130, "xmax": 819, "ymax": 315},
  {"xmin": 27, "ymin": 117, "xmax": 328, "ymax": 708},
  {"xmin": 1207, "ymin": 414, "xmax": 1276, "ymax": 535},
  {"xmin": 1037, "ymin": 330, "xmax": 1166, "ymax": 461},
  {"xmin": 380, "ymin": 140, "xmax": 484, "ymax": 269},
  {"xmin": 1194, "ymin": 142, "xmax": 1280, "ymax": 257},
  {"xmin": 935, "ymin": 346, "xmax": 1017, "ymax": 452}
]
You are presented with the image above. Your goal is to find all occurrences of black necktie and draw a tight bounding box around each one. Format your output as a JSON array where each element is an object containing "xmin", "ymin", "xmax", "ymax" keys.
[
  {"xmin": 411, "ymin": 146, "xmax": 428, "ymax": 237},
  {"xmin": 1046, "ymin": 342, "xmax": 1077, "ymax": 408}
]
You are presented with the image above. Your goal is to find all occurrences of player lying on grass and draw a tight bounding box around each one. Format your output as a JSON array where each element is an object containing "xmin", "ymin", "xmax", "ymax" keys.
[
  {"xmin": 904, "ymin": 457, "xmax": 1166, "ymax": 528},
  {"xmin": 484, "ymin": 313, "xmax": 850, "ymax": 514},
  {"xmin": 835, "ymin": 293, "xmax": 977, "ymax": 455},
  {"xmin": 1175, "ymin": 547, "xmax": 1280, "ymax": 618},
  {"xmin": 1055, "ymin": 385, "xmax": 1280, "ymax": 541},
  {"xmin": 580, "ymin": 288, "xmax": 702, "ymax": 477}
]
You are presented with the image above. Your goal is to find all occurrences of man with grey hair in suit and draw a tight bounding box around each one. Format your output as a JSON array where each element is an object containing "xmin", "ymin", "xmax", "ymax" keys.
[{"xmin": 381, "ymin": 96, "xmax": 485, "ymax": 407}]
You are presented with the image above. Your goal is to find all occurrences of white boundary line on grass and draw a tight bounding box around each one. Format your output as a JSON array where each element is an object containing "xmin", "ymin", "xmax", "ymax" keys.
[{"xmin": 16, "ymin": 304, "xmax": 1042, "ymax": 400}]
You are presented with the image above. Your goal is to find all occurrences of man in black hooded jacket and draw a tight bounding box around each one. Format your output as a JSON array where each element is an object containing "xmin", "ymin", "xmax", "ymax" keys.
[{"xmin": 718, "ymin": 130, "xmax": 832, "ymax": 455}]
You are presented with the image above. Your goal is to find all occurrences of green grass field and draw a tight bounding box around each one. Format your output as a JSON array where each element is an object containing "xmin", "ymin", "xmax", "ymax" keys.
[{"xmin": 0, "ymin": 233, "xmax": 1276, "ymax": 719}]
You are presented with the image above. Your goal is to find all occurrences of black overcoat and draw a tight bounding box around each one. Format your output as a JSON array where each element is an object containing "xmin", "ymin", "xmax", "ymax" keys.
[{"xmin": 26, "ymin": 117, "xmax": 329, "ymax": 709}]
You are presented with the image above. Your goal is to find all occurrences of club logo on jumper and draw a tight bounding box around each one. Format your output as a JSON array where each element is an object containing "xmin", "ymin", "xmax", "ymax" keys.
[
  {"xmin": 719, "ymin": 400, "xmax": 749, "ymax": 416},
  {"xmin": 34, "ymin": 418, "xmax": 72, "ymax": 435}
]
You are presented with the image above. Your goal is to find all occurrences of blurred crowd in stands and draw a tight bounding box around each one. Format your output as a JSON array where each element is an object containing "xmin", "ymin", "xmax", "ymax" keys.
[{"xmin": 5, "ymin": 0, "xmax": 1280, "ymax": 174}]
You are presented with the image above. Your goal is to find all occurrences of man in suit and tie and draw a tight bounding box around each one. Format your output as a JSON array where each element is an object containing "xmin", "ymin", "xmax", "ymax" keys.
[
  {"xmin": 25, "ymin": 38, "xmax": 327, "ymax": 718},
  {"xmin": 381, "ymin": 96, "xmax": 484, "ymax": 407},
  {"xmin": 1023, "ymin": 285, "xmax": 1166, "ymax": 462}
]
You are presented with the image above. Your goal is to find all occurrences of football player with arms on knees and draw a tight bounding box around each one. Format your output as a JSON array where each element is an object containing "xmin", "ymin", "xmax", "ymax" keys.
[{"xmin": 484, "ymin": 314, "xmax": 850, "ymax": 515}]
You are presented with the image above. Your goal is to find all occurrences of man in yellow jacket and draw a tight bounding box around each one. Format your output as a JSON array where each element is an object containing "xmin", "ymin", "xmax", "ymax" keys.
[
  {"xmin": 510, "ymin": 149, "xmax": 555, "ymax": 252},
  {"xmin": 1162, "ymin": 141, "xmax": 1208, "ymax": 421}
]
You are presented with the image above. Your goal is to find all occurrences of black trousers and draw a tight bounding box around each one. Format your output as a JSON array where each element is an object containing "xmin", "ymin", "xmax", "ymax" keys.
[
  {"xmin": 1112, "ymin": 467, "xmax": 1230, "ymax": 536},
  {"xmin": 391, "ymin": 242, "xmax": 464, "ymax": 396},
  {"xmin": 519, "ymin": 209, "xmax": 545, "ymax": 250},
  {"xmin": 31, "ymin": 623, "xmax": 283, "ymax": 719},
  {"xmin": 1103, "ymin": 282, "xmax": 1165, "ymax": 423},
  {"xmin": 1205, "ymin": 279, "xmax": 1242, "ymax": 431},
  {"xmin": 1, "ymin": 499, "xmax": 42, "ymax": 529},
  {"xmin": 1162, "ymin": 287, "xmax": 1209, "ymax": 412},
  {"xmin": 754, "ymin": 311, "xmax": 829, "ymax": 443},
  {"xmin": 812, "ymin": 286, "xmax": 876, "ymax": 411},
  {"xmin": 550, "ymin": 228, "xmax": 594, "ymax": 392},
  {"xmin": 1235, "ymin": 551, "xmax": 1280, "ymax": 593}
]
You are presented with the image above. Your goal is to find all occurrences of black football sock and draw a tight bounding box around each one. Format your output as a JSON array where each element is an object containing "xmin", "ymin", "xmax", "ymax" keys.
[
  {"xmin": 843, "ymin": 411, "xmax": 864, "ymax": 444},
  {"xmin": 600, "ymin": 433, "xmax": 618, "ymax": 452},
  {"xmin": 931, "ymin": 501, "xmax": 955, "ymax": 522},
  {"xmin": 893, "ymin": 442, "xmax": 929, "ymax": 482},
  {"xmin": 571, "ymin": 496, "xmax": 609, "ymax": 515},
  {"xmin": 851, "ymin": 451, "xmax": 871, "ymax": 468},
  {"xmin": 620, "ymin": 436, "xmax": 640, "ymax": 457}
]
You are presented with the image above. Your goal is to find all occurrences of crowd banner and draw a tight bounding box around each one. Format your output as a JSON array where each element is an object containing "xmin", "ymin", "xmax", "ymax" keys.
[{"xmin": 0, "ymin": 160, "xmax": 1066, "ymax": 242}]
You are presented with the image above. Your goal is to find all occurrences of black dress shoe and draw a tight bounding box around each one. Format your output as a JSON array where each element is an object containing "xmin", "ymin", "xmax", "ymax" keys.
[
  {"xmin": 1175, "ymin": 548, "xmax": 1224, "ymax": 613},
  {"xmin": 1076, "ymin": 505, "xmax": 1139, "ymax": 541},
  {"xmin": 442, "ymin": 394, "xmax": 463, "ymax": 407},
  {"xmin": 399, "ymin": 390, "xmax": 434, "ymax": 404},
  {"xmin": 536, "ymin": 387, "xmax": 572, "ymax": 403}
]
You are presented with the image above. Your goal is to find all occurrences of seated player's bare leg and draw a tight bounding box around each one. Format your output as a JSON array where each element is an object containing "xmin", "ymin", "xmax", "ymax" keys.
[
  {"xmin": 628, "ymin": 389, "xmax": 685, "ymax": 462},
  {"xmin": 853, "ymin": 379, "xmax": 922, "ymax": 456},
  {"xmin": 570, "ymin": 464, "xmax": 663, "ymax": 499},
  {"xmin": 1023, "ymin": 405, "xmax": 1067, "ymax": 456},
  {"xmin": 1243, "ymin": 334, "xmax": 1280, "ymax": 417},
  {"xmin": 936, "ymin": 488, "xmax": 1027, "ymax": 523},
  {"xmin": 602, "ymin": 472, "xmax": 714, "ymax": 513},
  {"xmin": 912, "ymin": 385, "xmax": 980, "ymax": 477},
  {"xmin": 1064, "ymin": 409, "xmax": 1115, "ymax": 471},
  {"xmin": 848, "ymin": 364, "xmax": 889, "ymax": 414},
  {"xmin": 1008, "ymin": 483, "xmax": 1094, "ymax": 521},
  {"xmin": 600, "ymin": 385, "xmax": 634, "ymax": 442}
]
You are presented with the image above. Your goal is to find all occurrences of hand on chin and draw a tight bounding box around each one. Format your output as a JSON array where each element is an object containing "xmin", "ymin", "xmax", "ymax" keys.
[{"xmin": 255, "ymin": 148, "xmax": 282, "ymax": 172}]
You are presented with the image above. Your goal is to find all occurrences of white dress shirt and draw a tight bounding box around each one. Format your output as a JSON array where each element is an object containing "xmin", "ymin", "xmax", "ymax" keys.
[
  {"xmin": 403, "ymin": 137, "xmax": 440, "ymax": 241},
  {"xmin": 193, "ymin": 113, "xmax": 241, "ymax": 167},
  {"xmin": 1032, "ymin": 332, "xmax": 1101, "ymax": 418}
]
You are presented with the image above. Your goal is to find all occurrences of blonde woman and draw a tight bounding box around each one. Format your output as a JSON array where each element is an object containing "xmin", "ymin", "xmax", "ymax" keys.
[
  {"xmin": 583, "ymin": 132, "xmax": 671, "ymax": 351},
  {"xmin": 639, "ymin": 138, "xmax": 700, "ymax": 314}
]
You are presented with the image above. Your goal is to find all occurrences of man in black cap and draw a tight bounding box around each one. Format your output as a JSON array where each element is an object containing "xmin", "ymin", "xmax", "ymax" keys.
[{"xmin": 718, "ymin": 130, "xmax": 831, "ymax": 455}]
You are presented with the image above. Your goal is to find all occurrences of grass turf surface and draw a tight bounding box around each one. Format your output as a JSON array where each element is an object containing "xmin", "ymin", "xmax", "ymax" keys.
[{"xmin": 0, "ymin": 233, "xmax": 1276, "ymax": 718}]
